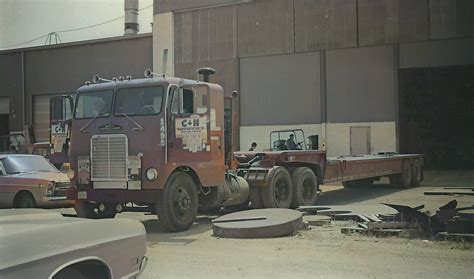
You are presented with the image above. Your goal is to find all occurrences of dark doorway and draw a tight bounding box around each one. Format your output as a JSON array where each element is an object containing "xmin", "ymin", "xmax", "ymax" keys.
[
  {"xmin": 0, "ymin": 114, "xmax": 9, "ymax": 152},
  {"xmin": 398, "ymin": 65, "xmax": 474, "ymax": 169}
]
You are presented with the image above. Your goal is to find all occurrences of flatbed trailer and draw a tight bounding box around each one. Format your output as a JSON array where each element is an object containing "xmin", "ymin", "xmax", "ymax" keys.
[{"xmin": 235, "ymin": 147, "xmax": 423, "ymax": 209}]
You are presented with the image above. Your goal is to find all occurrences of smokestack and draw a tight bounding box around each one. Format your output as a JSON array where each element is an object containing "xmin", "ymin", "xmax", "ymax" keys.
[{"xmin": 124, "ymin": 0, "xmax": 139, "ymax": 35}]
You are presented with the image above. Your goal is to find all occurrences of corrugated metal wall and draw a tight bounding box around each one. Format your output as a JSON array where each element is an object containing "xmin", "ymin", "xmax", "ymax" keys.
[
  {"xmin": 174, "ymin": 5, "xmax": 239, "ymax": 95},
  {"xmin": 326, "ymin": 45, "xmax": 396, "ymax": 123},
  {"xmin": 294, "ymin": 0, "xmax": 357, "ymax": 52},
  {"xmin": 240, "ymin": 52, "xmax": 321, "ymax": 126},
  {"xmin": 237, "ymin": 0, "xmax": 294, "ymax": 57},
  {"xmin": 430, "ymin": 0, "xmax": 474, "ymax": 39}
]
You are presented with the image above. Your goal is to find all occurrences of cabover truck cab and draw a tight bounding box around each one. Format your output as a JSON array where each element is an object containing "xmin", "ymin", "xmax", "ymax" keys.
[{"xmin": 67, "ymin": 71, "xmax": 249, "ymax": 232}]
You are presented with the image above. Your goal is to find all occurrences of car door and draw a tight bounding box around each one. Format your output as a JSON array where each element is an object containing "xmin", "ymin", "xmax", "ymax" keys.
[{"xmin": 0, "ymin": 160, "xmax": 16, "ymax": 207}]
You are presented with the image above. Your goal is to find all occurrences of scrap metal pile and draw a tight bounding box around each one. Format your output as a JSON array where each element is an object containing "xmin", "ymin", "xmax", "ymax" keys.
[{"xmin": 297, "ymin": 201, "xmax": 474, "ymax": 240}]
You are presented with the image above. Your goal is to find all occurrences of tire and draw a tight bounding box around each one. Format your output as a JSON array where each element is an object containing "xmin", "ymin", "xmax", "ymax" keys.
[
  {"xmin": 390, "ymin": 161, "xmax": 412, "ymax": 188},
  {"xmin": 53, "ymin": 267, "xmax": 86, "ymax": 279},
  {"xmin": 261, "ymin": 167, "xmax": 293, "ymax": 208},
  {"xmin": 75, "ymin": 201, "xmax": 116, "ymax": 219},
  {"xmin": 14, "ymin": 192, "xmax": 37, "ymax": 208},
  {"xmin": 157, "ymin": 172, "xmax": 198, "ymax": 232},
  {"xmin": 411, "ymin": 161, "xmax": 422, "ymax": 187},
  {"xmin": 291, "ymin": 167, "xmax": 318, "ymax": 208},
  {"xmin": 249, "ymin": 187, "xmax": 264, "ymax": 209}
]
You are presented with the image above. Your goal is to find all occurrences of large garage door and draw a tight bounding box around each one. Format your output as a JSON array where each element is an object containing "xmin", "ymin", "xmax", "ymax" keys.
[{"xmin": 33, "ymin": 95, "xmax": 51, "ymax": 143}]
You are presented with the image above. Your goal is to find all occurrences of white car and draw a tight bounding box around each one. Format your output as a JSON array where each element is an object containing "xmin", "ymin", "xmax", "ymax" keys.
[{"xmin": 0, "ymin": 209, "xmax": 147, "ymax": 278}]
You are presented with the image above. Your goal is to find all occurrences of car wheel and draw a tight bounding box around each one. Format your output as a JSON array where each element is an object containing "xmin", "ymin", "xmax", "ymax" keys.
[
  {"xmin": 14, "ymin": 192, "xmax": 37, "ymax": 208},
  {"xmin": 157, "ymin": 172, "xmax": 198, "ymax": 232},
  {"xmin": 291, "ymin": 167, "xmax": 318, "ymax": 208},
  {"xmin": 261, "ymin": 167, "xmax": 293, "ymax": 208}
]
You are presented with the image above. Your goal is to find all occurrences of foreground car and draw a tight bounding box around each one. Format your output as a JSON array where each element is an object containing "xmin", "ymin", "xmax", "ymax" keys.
[
  {"xmin": 0, "ymin": 154, "xmax": 73, "ymax": 208},
  {"xmin": 0, "ymin": 209, "xmax": 147, "ymax": 278}
]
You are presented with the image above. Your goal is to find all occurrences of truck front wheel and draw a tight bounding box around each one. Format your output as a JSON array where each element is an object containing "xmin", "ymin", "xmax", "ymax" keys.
[
  {"xmin": 262, "ymin": 167, "xmax": 293, "ymax": 208},
  {"xmin": 157, "ymin": 172, "xmax": 198, "ymax": 232},
  {"xmin": 291, "ymin": 167, "xmax": 318, "ymax": 208}
]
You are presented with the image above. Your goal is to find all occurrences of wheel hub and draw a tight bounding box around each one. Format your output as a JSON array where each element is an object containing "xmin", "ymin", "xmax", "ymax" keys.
[{"xmin": 174, "ymin": 188, "xmax": 191, "ymax": 215}]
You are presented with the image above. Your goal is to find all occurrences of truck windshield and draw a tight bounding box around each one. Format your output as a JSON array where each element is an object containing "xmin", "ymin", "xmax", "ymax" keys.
[
  {"xmin": 2, "ymin": 156, "xmax": 58, "ymax": 174},
  {"xmin": 114, "ymin": 86, "xmax": 164, "ymax": 116},
  {"xmin": 74, "ymin": 90, "xmax": 113, "ymax": 119}
]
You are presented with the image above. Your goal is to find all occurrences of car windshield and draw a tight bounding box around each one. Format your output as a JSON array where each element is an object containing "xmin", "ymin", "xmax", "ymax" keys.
[
  {"xmin": 74, "ymin": 90, "xmax": 113, "ymax": 119},
  {"xmin": 2, "ymin": 156, "xmax": 58, "ymax": 174},
  {"xmin": 114, "ymin": 86, "xmax": 164, "ymax": 116}
]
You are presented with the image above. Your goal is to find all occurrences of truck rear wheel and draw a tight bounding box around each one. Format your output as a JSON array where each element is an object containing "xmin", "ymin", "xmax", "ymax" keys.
[
  {"xmin": 291, "ymin": 167, "xmax": 318, "ymax": 208},
  {"xmin": 157, "ymin": 172, "xmax": 198, "ymax": 232},
  {"xmin": 262, "ymin": 167, "xmax": 293, "ymax": 208},
  {"xmin": 75, "ymin": 201, "xmax": 116, "ymax": 219},
  {"xmin": 390, "ymin": 161, "xmax": 412, "ymax": 188}
]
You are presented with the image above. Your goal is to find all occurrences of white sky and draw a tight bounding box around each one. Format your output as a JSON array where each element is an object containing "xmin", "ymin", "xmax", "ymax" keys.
[{"xmin": 0, "ymin": 0, "xmax": 154, "ymax": 51}]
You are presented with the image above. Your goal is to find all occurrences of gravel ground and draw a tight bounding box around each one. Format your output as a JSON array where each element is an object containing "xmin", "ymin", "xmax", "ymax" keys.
[{"xmin": 56, "ymin": 172, "xmax": 474, "ymax": 278}]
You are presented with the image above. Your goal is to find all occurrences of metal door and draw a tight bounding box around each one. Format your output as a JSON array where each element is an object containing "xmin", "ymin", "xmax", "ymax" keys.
[{"xmin": 350, "ymin": 126, "xmax": 370, "ymax": 155}]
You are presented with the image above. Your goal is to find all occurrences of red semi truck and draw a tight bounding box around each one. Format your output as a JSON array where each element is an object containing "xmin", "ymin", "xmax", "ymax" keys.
[{"xmin": 65, "ymin": 69, "xmax": 422, "ymax": 232}]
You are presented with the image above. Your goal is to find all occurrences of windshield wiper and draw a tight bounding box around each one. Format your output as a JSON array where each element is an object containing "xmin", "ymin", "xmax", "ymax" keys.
[
  {"xmin": 80, "ymin": 113, "xmax": 107, "ymax": 133},
  {"xmin": 118, "ymin": 113, "xmax": 144, "ymax": 132}
]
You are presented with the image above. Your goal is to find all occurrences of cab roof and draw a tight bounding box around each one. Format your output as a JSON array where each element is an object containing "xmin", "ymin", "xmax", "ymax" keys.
[{"xmin": 77, "ymin": 76, "xmax": 211, "ymax": 93}]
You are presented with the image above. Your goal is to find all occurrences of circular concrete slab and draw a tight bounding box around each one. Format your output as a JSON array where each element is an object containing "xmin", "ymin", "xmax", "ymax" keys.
[{"xmin": 212, "ymin": 208, "xmax": 303, "ymax": 239}]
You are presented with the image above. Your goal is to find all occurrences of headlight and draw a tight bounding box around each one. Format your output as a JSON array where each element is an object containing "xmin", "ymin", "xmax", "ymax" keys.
[
  {"xmin": 67, "ymin": 169, "xmax": 75, "ymax": 180},
  {"xmin": 146, "ymin": 168, "xmax": 158, "ymax": 181}
]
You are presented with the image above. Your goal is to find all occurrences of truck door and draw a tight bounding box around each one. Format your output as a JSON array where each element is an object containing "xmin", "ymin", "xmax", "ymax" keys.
[
  {"xmin": 167, "ymin": 85, "xmax": 211, "ymax": 163},
  {"xmin": 49, "ymin": 95, "xmax": 74, "ymax": 167}
]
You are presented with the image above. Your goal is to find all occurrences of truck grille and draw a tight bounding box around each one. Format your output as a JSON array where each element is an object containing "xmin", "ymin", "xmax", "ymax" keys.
[{"xmin": 90, "ymin": 134, "xmax": 128, "ymax": 181}]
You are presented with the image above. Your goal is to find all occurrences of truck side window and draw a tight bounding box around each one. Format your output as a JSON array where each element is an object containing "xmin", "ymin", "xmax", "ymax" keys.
[{"xmin": 170, "ymin": 86, "xmax": 208, "ymax": 115}]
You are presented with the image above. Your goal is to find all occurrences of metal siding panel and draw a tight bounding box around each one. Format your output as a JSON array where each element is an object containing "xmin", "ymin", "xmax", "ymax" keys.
[
  {"xmin": 430, "ymin": 0, "xmax": 458, "ymax": 39},
  {"xmin": 326, "ymin": 45, "xmax": 395, "ymax": 123},
  {"xmin": 294, "ymin": 0, "xmax": 357, "ymax": 51},
  {"xmin": 398, "ymin": 0, "xmax": 430, "ymax": 42},
  {"xmin": 199, "ymin": 9, "xmax": 210, "ymax": 61},
  {"xmin": 237, "ymin": 0, "xmax": 294, "ymax": 58},
  {"xmin": 358, "ymin": 0, "xmax": 399, "ymax": 46},
  {"xmin": 24, "ymin": 36, "xmax": 153, "ymax": 95},
  {"xmin": 0, "ymin": 52, "xmax": 23, "ymax": 131},
  {"xmin": 174, "ymin": 12, "xmax": 183, "ymax": 64},
  {"xmin": 175, "ymin": 59, "xmax": 238, "ymax": 97},
  {"xmin": 240, "ymin": 52, "xmax": 321, "ymax": 126},
  {"xmin": 399, "ymin": 38, "xmax": 474, "ymax": 68},
  {"xmin": 155, "ymin": 0, "xmax": 241, "ymax": 14}
]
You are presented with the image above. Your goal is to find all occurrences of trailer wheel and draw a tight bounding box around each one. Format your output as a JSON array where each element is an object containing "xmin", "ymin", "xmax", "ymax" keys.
[
  {"xmin": 390, "ymin": 161, "xmax": 412, "ymax": 188},
  {"xmin": 291, "ymin": 167, "xmax": 318, "ymax": 208},
  {"xmin": 249, "ymin": 187, "xmax": 264, "ymax": 209},
  {"xmin": 411, "ymin": 161, "xmax": 422, "ymax": 187},
  {"xmin": 157, "ymin": 171, "xmax": 198, "ymax": 232},
  {"xmin": 75, "ymin": 201, "xmax": 116, "ymax": 219},
  {"xmin": 262, "ymin": 167, "xmax": 293, "ymax": 208}
]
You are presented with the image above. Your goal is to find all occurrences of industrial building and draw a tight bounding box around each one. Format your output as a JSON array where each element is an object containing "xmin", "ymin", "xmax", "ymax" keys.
[
  {"xmin": 1, "ymin": 0, "xmax": 473, "ymax": 168},
  {"xmin": 153, "ymin": 0, "xmax": 474, "ymax": 167}
]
